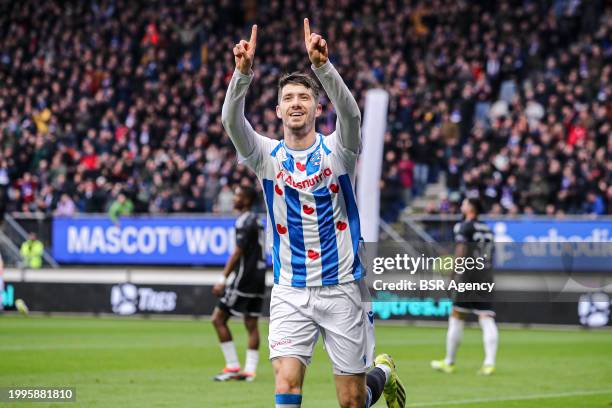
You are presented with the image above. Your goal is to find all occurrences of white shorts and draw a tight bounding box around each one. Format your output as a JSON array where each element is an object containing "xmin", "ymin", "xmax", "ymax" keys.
[{"xmin": 269, "ymin": 279, "xmax": 375, "ymax": 375}]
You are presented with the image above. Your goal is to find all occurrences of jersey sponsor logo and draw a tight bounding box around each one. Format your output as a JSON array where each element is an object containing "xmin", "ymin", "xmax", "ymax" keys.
[{"xmin": 276, "ymin": 167, "xmax": 333, "ymax": 190}]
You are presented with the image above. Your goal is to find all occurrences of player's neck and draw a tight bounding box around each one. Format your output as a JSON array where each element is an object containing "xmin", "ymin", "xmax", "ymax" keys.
[{"xmin": 283, "ymin": 128, "xmax": 317, "ymax": 151}]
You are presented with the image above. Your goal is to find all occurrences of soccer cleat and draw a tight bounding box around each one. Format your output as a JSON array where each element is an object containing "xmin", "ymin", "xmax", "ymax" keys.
[
  {"xmin": 15, "ymin": 299, "xmax": 29, "ymax": 315},
  {"xmin": 213, "ymin": 367, "xmax": 240, "ymax": 381},
  {"xmin": 430, "ymin": 360, "xmax": 456, "ymax": 374},
  {"xmin": 375, "ymin": 353, "xmax": 406, "ymax": 408},
  {"xmin": 233, "ymin": 371, "xmax": 256, "ymax": 382},
  {"xmin": 477, "ymin": 365, "xmax": 495, "ymax": 376}
]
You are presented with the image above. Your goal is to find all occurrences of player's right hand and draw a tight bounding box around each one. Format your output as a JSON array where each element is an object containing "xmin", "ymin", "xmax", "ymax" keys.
[
  {"xmin": 233, "ymin": 25, "xmax": 257, "ymax": 75},
  {"xmin": 212, "ymin": 283, "xmax": 225, "ymax": 297}
]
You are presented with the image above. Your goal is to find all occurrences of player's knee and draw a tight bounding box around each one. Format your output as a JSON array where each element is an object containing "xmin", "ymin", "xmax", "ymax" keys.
[
  {"xmin": 478, "ymin": 314, "xmax": 496, "ymax": 325},
  {"xmin": 243, "ymin": 317, "xmax": 258, "ymax": 333},
  {"xmin": 211, "ymin": 311, "xmax": 227, "ymax": 328},
  {"xmin": 452, "ymin": 309, "xmax": 466, "ymax": 320},
  {"xmin": 275, "ymin": 379, "xmax": 301, "ymax": 395},
  {"xmin": 337, "ymin": 392, "xmax": 366, "ymax": 408}
]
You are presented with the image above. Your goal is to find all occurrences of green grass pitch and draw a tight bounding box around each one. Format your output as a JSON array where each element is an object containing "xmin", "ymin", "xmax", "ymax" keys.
[{"xmin": 1, "ymin": 315, "xmax": 611, "ymax": 407}]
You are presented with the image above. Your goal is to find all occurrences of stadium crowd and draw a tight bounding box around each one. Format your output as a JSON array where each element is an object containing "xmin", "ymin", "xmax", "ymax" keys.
[{"xmin": 0, "ymin": 0, "xmax": 610, "ymax": 221}]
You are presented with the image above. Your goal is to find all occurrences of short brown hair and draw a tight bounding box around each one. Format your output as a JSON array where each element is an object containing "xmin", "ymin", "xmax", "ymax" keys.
[{"xmin": 278, "ymin": 72, "xmax": 321, "ymax": 103}]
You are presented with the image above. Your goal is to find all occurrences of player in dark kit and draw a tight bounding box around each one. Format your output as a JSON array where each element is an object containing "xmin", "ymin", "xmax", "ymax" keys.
[
  {"xmin": 211, "ymin": 185, "xmax": 266, "ymax": 382},
  {"xmin": 431, "ymin": 198, "xmax": 499, "ymax": 376}
]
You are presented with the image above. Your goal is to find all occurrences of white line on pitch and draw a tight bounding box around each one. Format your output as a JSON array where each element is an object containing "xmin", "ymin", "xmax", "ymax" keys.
[{"xmin": 408, "ymin": 389, "xmax": 612, "ymax": 407}]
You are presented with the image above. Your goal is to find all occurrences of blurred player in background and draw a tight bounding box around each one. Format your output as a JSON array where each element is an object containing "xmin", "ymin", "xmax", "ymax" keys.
[
  {"xmin": 0, "ymin": 250, "xmax": 4, "ymax": 314},
  {"xmin": 222, "ymin": 19, "xmax": 405, "ymax": 408},
  {"xmin": 211, "ymin": 186, "xmax": 266, "ymax": 382},
  {"xmin": 431, "ymin": 198, "xmax": 498, "ymax": 375}
]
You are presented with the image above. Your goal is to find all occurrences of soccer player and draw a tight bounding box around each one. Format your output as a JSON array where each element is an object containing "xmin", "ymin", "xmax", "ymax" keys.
[
  {"xmin": 211, "ymin": 186, "xmax": 266, "ymax": 382},
  {"xmin": 431, "ymin": 198, "xmax": 499, "ymax": 375},
  {"xmin": 0, "ymin": 250, "xmax": 4, "ymax": 314},
  {"xmin": 222, "ymin": 19, "xmax": 406, "ymax": 408}
]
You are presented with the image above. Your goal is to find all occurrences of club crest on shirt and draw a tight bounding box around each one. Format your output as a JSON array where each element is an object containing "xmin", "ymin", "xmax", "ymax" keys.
[
  {"xmin": 306, "ymin": 149, "xmax": 322, "ymax": 176},
  {"xmin": 282, "ymin": 155, "xmax": 295, "ymax": 173}
]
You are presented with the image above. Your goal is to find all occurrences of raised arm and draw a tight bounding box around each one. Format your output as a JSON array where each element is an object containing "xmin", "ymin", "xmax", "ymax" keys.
[
  {"xmin": 221, "ymin": 25, "xmax": 260, "ymax": 160},
  {"xmin": 304, "ymin": 18, "xmax": 361, "ymax": 153}
]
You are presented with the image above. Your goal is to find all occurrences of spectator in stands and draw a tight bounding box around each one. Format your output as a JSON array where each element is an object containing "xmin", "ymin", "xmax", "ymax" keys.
[
  {"xmin": 108, "ymin": 193, "xmax": 134, "ymax": 224},
  {"xmin": 20, "ymin": 232, "xmax": 44, "ymax": 269},
  {"xmin": 0, "ymin": 250, "xmax": 4, "ymax": 313},
  {"xmin": 398, "ymin": 152, "xmax": 415, "ymax": 206},
  {"xmin": 411, "ymin": 135, "xmax": 431, "ymax": 197},
  {"xmin": 583, "ymin": 191, "xmax": 606, "ymax": 216},
  {"xmin": 54, "ymin": 193, "xmax": 77, "ymax": 217},
  {"xmin": 0, "ymin": 0, "xmax": 609, "ymax": 221}
]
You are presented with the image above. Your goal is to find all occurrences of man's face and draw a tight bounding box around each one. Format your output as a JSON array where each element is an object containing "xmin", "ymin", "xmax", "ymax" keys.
[
  {"xmin": 276, "ymin": 83, "xmax": 322, "ymax": 133},
  {"xmin": 460, "ymin": 199, "xmax": 471, "ymax": 216},
  {"xmin": 233, "ymin": 188, "xmax": 245, "ymax": 210}
]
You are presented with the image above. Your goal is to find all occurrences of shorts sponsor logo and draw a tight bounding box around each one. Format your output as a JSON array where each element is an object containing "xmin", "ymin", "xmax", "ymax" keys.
[{"xmin": 271, "ymin": 338, "xmax": 292, "ymax": 349}]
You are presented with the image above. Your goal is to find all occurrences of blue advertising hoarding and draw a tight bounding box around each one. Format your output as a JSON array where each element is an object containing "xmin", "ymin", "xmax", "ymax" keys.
[
  {"xmin": 52, "ymin": 216, "xmax": 611, "ymax": 270},
  {"xmin": 485, "ymin": 219, "xmax": 611, "ymax": 271},
  {"xmin": 52, "ymin": 216, "xmax": 243, "ymax": 265}
]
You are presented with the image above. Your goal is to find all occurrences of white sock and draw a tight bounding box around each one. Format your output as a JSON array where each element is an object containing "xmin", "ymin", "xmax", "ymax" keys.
[
  {"xmin": 479, "ymin": 317, "xmax": 498, "ymax": 366},
  {"xmin": 220, "ymin": 341, "xmax": 240, "ymax": 370},
  {"xmin": 376, "ymin": 362, "xmax": 392, "ymax": 384},
  {"xmin": 445, "ymin": 316, "xmax": 464, "ymax": 365},
  {"xmin": 244, "ymin": 349, "xmax": 259, "ymax": 374}
]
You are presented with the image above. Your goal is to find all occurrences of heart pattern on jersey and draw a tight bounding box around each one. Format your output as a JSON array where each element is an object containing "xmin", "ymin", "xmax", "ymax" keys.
[
  {"xmin": 276, "ymin": 224, "xmax": 287, "ymax": 234},
  {"xmin": 296, "ymin": 162, "xmax": 306, "ymax": 171},
  {"xmin": 336, "ymin": 221, "xmax": 347, "ymax": 231},
  {"xmin": 307, "ymin": 249, "xmax": 320, "ymax": 260},
  {"xmin": 275, "ymin": 184, "xmax": 283, "ymax": 195},
  {"xmin": 329, "ymin": 183, "xmax": 339, "ymax": 193},
  {"xmin": 303, "ymin": 204, "xmax": 315, "ymax": 215}
]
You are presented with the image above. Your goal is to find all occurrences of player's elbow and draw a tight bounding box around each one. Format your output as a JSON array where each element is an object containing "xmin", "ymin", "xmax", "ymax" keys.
[
  {"xmin": 221, "ymin": 113, "xmax": 240, "ymax": 140},
  {"xmin": 347, "ymin": 109, "xmax": 361, "ymax": 125},
  {"xmin": 221, "ymin": 105, "xmax": 232, "ymax": 129}
]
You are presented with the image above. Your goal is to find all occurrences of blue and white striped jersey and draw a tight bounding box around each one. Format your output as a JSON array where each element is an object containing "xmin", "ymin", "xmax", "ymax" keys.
[
  {"xmin": 254, "ymin": 133, "xmax": 362, "ymax": 286},
  {"xmin": 222, "ymin": 61, "xmax": 363, "ymax": 287}
]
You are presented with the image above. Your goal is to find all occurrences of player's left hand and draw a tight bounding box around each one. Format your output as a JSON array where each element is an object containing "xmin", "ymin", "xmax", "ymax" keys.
[
  {"xmin": 304, "ymin": 18, "xmax": 328, "ymax": 68},
  {"xmin": 212, "ymin": 283, "xmax": 225, "ymax": 297}
]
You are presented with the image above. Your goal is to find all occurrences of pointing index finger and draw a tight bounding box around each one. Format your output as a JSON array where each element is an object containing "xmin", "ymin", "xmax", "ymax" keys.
[
  {"xmin": 304, "ymin": 18, "xmax": 311, "ymax": 45},
  {"xmin": 249, "ymin": 25, "xmax": 257, "ymax": 48}
]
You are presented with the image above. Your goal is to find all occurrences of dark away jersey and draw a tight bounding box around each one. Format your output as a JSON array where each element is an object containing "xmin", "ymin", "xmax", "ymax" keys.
[
  {"xmin": 453, "ymin": 219, "xmax": 494, "ymax": 282},
  {"xmin": 229, "ymin": 211, "xmax": 266, "ymax": 296}
]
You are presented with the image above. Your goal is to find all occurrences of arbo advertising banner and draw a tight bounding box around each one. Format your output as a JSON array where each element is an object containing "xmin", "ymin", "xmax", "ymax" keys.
[
  {"xmin": 485, "ymin": 219, "xmax": 611, "ymax": 271},
  {"xmin": 485, "ymin": 219, "xmax": 611, "ymax": 242},
  {"xmin": 52, "ymin": 216, "xmax": 238, "ymax": 265}
]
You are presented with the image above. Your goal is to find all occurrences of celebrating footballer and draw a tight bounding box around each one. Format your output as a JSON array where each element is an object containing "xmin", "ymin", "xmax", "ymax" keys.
[{"xmin": 221, "ymin": 19, "xmax": 406, "ymax": 408}]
